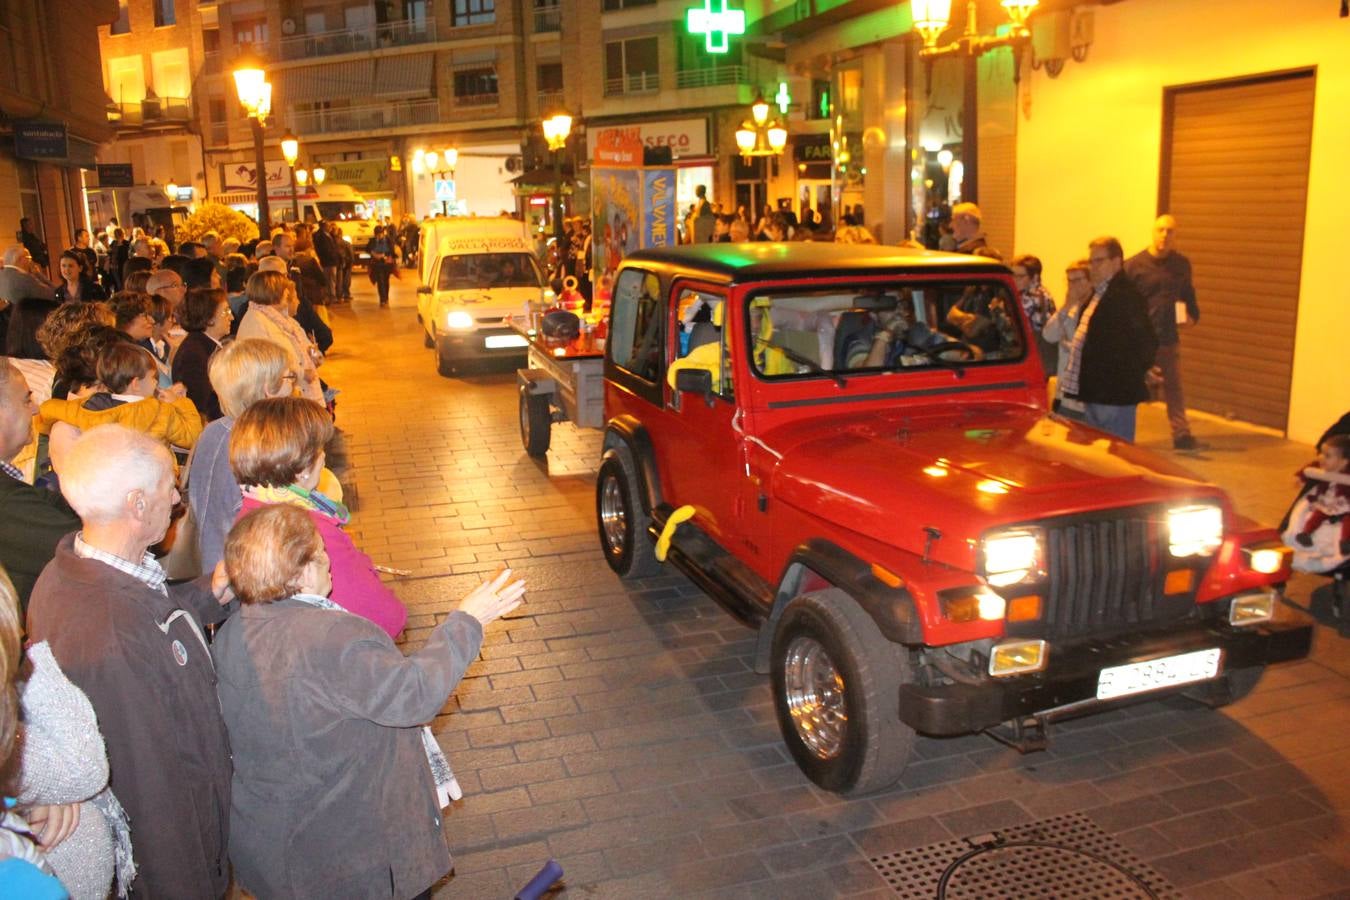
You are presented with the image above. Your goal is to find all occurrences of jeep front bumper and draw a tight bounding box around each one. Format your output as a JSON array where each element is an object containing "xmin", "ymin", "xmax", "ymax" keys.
[{"xmin": 898, "ymin": 617, "xmax": 1313, "ymax": 736}]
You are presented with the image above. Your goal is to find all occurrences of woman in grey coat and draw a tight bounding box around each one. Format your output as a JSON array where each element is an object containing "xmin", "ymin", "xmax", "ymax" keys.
[{"xmin": 212, "ymin": 505, "xmax": 525, "ymax": 898}]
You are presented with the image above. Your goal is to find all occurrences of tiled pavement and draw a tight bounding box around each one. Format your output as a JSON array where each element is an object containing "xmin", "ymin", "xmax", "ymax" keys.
[{"xmin": 320, "ymin": 278, "xmax": 1349, "ymax": 898}]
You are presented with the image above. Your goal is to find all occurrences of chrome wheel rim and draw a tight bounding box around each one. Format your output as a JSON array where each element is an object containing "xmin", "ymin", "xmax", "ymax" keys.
[
  {"xmin": 599, "ymin": 474, "xmax": 627, "ymax": 558},
  {"xmin": 783, "ymin": 635, "xmax": 847, "ymax": 760}
]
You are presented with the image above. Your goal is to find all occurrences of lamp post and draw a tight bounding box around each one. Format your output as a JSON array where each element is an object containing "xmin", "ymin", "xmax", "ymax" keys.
[
  {"xmin": 233, "ymin": 56, "xmax": 274, "ymax": 232},
  {"xmin": 413, "ymin": 147, "xmax": 459, "ymax": 214},
  {"xmin": 280, "ymin": 131, "xmax": 300, "ymax": 223},
  {"xmin": 542, "ymin": 111, "xmax": 573, "ymax": 258}
]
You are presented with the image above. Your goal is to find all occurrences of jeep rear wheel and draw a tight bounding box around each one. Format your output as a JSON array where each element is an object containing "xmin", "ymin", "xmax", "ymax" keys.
[
  {"xmin": 520, "ymin": 389, "xmax": 552, "ymax": 457},
  {"xmin": 596, "ymin": 454, "xmax": 660, "ymax": 579},
  {"xmin": 771, "ymin": 590, "xmax": 914, "ymax": 795}
]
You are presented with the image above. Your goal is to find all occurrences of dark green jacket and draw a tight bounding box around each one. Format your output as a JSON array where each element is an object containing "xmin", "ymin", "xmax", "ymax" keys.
[{"xmin": 0, "ymin": 472, "xmax": 79, "ymax": 613}]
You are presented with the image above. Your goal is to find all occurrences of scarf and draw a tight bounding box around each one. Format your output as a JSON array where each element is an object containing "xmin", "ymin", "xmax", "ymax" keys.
[
  {"xmin": 241, "ymin": 484, "xmax": 350, "ymax": 525},
  {"xmin": 248, "ymin": 301, "xmax": 319, "ymax": 370},
  {"xmin": 287, "ymin": 594, "xmax": 462, "ymax": 807}
]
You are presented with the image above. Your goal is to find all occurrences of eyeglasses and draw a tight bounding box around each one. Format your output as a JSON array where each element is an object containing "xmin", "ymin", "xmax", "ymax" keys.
[{"xmin": 1088, "ymin": 255, "xmax": 1111, "ymax": 265}]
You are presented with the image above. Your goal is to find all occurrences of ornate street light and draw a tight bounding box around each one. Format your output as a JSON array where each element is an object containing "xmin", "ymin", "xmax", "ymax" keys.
[
  {"xmin": 233, "ymin": 54, "xmax": 273, "ymax": 231},
  {"xmin": 280, "ymin": 130, "xmax": 301, "ymax": 222},
  {"xmin": 313, "ymin": 166, "xmax": 326, "ymax": 186},
  {"xmin": 542, "ymin": 110, "xmax": 573, "ymax": 255},
  {"xmin": 296, "ymin": 168, "xmax": 310, "ymax": 187},
  {"xmin": 734, "ymin": 92, "xmax": 788, "ymax": 160},
  {"xmin": 912, "ymin": 0, "xmax": 1039, "ymax": 62},
  {"xmin": 415, "ymin": 148, "xmax": 459, "ymax": 214}
]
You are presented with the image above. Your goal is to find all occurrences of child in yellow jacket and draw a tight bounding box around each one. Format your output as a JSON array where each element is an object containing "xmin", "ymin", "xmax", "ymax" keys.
[{"xmin": 39, "ymin": 340, "xmax": 203, "ymax": 452}]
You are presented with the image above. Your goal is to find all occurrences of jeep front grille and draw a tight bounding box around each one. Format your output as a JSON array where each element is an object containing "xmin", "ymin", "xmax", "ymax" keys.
[{"xmin": 1043, "ymin": 514, "xmax": 1162, "ymax": 637}]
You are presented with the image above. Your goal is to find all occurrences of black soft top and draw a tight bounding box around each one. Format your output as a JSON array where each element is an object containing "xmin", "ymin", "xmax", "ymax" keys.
[{"xmin": 621, "ymin": 242, "xmax": 1009, "ymax": 284}]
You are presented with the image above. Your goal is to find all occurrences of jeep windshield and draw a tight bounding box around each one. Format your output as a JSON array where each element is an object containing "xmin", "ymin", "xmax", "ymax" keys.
[
  {"xmin": 747, "ymin": 280, "xmax": 1026, "ymax": 379},
  {"xmin": 317, "ymin": 201, "xmax": 370, "ymax": 221},
  {"xmin": 437, "ymin": 253, "xmax": 545, "ymax": 291}
]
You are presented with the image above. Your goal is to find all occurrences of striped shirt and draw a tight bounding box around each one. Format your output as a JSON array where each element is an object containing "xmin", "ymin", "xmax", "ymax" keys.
[{"xmin": 73, "ymin": 533, "xmax": 169, "ymax": 597}]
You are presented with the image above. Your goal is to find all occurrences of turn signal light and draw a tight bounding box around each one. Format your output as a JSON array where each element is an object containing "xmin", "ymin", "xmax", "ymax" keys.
[
  {"xmin": 989, "ymin": 639, "xmax": 1047, "ymax": 677},
  {"xmin": 943, "ymin": 589, "xmax": 1006, "ymax": 623},
  {"xmin": 1164, "ymin": 569, "xmax": 1195, "ymax": 596},
  {"xmin": 1007, "ymin": 594, "xmax": 1042, "ymax": 622},
  {"xmin": 1244, "ymin": 544, "xmax": 1289, "ymax": 575},
  {"xmin": 870, "ymin": 563, "xmax": 904, "ymax": 588}
]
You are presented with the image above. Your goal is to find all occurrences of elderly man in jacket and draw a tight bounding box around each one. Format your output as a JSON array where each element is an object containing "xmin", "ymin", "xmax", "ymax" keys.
[
  {"xmin": 1059, "ymin": 236, "xmax": 1158, "ymax": 442},
  {"xmin": 26, "ymin": 424, "xmax": 235, "ymax": 899}
]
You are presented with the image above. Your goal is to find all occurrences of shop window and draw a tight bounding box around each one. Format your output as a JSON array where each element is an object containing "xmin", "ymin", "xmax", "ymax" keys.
[
  {"xmin": 609, "ymin": 268, "xmax": 664, "ymax": 385},
  {"xmin": 453, "ymin": 0, "xmax": 495, "ymax": 26},
  {"xmin": 604, "ymin": 36, "xmax": 659, "ymax": 95},
  {"xmin": 111, "ymin": 1, "xmax": 131, "ymax": 34},
  {"xmin": 454, "ymin": 67, "xmax": 498, "ymax": 104},
  {"xmin": 154, "ymin": 0, "xmax": 176, "ymax": 27}
]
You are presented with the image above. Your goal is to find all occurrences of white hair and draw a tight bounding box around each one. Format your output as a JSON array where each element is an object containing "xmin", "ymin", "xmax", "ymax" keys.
[
  {"xmin": 257, "ymin": 256, "xmax": 288, "ymax": 274},
  {"xmin": 145, "ymin": 270, "xmax": 182, "ymax": 294},
  {"xmin": 60, "ymin": 425, "xmax": 173, "ymax": 524},
  {"xmin": 2, "ymin": 246, "xmax": 26, "ymax": 267}
]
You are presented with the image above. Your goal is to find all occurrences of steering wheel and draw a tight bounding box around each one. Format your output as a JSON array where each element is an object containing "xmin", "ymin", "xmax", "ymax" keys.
[{"xmin": 924, "ymin": 340, "xmax": 981, "ymax": 361}]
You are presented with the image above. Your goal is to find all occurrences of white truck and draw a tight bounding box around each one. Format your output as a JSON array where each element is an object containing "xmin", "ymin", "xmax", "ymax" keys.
[{"xmin": 415, "ymin": 217, "xmax": 551, "ymax": 375}]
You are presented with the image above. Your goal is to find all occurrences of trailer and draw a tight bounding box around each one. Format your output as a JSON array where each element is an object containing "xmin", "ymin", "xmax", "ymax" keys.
[{"xmin": 512, "ymin": 315, "xmax": 605, "ymax": 457}]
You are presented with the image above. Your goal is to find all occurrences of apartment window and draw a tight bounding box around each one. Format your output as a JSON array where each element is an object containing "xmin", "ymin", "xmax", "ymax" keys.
[
  {"xmin": 604, "ymin": 36, "xmax": 658, "ymax": 95},
  {"xmin": 234, "ymin": 18, "xmax": 268, "ymax": 47},
  {"xmin": 453, "ymin": 0, "xmax": 495, "ymax": 26},
  {"xmin": 111, "ymin": 0, "xmax": 131, "ymax": 34},
  {"xmin": 208, "ymin": 98, "xmax": 226, "ymax": 123},
  {"xmin": 154, "ymin": 0, "xmax": 176, "ymax": 27},
  {"xmin": 404, "ymin": 0, "xmax": 430, "ymax": 27},
  {"xmin": 537, "ymin": 62, "xmax": 562, "ymax": 92},
  {"xmin": 454, "ymin": 67, "xmax": 498, "ymax": 104},
  {"xmin": 603, "ymin": 0, "xmax": 656, "ymax": 9}
]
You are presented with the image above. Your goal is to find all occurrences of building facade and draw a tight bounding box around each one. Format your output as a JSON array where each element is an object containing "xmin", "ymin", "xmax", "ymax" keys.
[{"xmin": 1, "ymin": 0, "xmax": 118, "ymax": 277}]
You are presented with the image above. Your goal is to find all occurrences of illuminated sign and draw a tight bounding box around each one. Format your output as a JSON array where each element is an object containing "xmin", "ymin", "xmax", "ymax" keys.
[{"xmin": 685, "ymin": 0, "xmax": 745, "ymax": 54}]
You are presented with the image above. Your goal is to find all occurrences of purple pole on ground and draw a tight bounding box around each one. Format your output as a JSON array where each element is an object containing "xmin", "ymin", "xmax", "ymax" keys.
[{"xmin": 513, "ymin": 859, "xmax": 564, "ymax": 900}]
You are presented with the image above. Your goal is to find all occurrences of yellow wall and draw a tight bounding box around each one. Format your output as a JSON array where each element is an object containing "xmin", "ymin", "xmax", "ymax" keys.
[{"xmin": 1013, "ymin": 0, "xmax": 1349, "ymax": 445}]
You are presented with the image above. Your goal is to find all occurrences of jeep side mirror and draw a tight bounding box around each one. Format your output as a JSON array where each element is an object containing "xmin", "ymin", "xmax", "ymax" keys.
[
  {"xmin": 675, "ymin": 368, "xmax": 714, "ymax": 405},
  {"xmin": 417, "ymin": 285, "xmax": 432, "ymax": 295}
]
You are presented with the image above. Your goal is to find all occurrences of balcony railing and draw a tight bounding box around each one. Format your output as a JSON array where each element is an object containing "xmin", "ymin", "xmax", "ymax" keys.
[
  {"xmin": 453, "ymin": 92, "xmax": 499, "ymax": 108},
  {"xmin": 604, "ymin": 72, "xmax": 659, "ymax": 96},
  {"xmin": 675, "ymin": 65, "xmax": 748, "ymax": 89},
  {"xmin": 536, "ymin": 89, "xmax": 563, "ymax": 112},
  {"xmin": 533, "ymin": 6, "xmax": 560, "ymax": 32},
  {"xmin": 109, "ymin": 96, "xmax": 193, "ymax": 126},
  {"xmin": 288, "ymin": 98, "xmax": 440, "ymax": 136},
  {"xmin": 278, "ymin": 17, "xmax": 436, "ymax": 61}
]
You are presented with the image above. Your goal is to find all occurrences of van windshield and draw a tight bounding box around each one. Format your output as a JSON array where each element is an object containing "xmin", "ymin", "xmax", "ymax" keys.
[
  {"xmin": 317, "ymin": 202, "xmax": 369, "ymax": 221},
  {"xmin": 438, "ymin": 253, "xmax": 544, "ymax": 290}
]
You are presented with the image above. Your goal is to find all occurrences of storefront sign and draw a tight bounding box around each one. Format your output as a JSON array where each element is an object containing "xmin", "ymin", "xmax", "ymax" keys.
[
  {"xmin": 593, "ymin": 119, "xmax": 708, "ymax": 166},
  {"xmin": 97, "ymin": 163, "xmax": 135, "ymax": 187},
  {"xmin": 221, "ymin": 160, "xmax": 289, "ymax": 193},
  {"xmin": 322, "ymin": 158, "xmax": 390, "ymax": 194},
  {"xmin": 15, "ymin": 121, "xmax": 68, "ymax": 160},
  {"xmin": 793, "ymin": 133, "xmax": 832, "ymax": 163}
]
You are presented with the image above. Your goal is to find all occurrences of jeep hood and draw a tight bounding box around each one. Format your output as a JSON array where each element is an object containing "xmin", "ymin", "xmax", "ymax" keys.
[{"xmin": 763, "ymin": 403, "xmax": 1219, "ymax": 570}]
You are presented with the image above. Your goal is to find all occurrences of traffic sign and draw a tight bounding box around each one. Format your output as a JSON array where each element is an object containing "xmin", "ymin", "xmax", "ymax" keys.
[{"xmin": 434, "ymin": 179, "xmax": 456, "ymax": 201}]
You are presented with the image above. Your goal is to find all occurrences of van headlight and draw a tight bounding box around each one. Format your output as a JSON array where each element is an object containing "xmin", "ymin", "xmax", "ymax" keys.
[
  {"xmin": 981, "ymin": 528, "xmax": 1044, "ymax": 587},
  {"xmin": 1168, "ymin": 504, "xmax": 1224, "ymax": 557},
  {"xmin": 446, "ymin": 311, "xmax": 474, "ymax": 329}
]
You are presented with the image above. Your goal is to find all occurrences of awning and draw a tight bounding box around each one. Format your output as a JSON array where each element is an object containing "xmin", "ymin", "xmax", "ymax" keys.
[
  {"xmin": 274, "ymin": 60, "xmax": 376, "ymax": 104},
  {"xmin": 373, "ymin": 53, "xmax": 434, "ymax": 98}
]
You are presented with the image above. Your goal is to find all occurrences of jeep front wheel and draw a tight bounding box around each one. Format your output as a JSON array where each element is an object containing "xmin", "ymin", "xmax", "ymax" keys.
[
  {"xmin": 596, "ymin": 455, "xmax": 660, "ymax": 578},
  {"xmin": 771, "ymin": 590, "xmax": 914, "ymax": 795}
]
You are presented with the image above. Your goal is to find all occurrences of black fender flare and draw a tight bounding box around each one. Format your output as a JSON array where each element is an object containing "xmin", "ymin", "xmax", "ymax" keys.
[
  {"xmin": 601, "ymin": 416, "xmax": 663, "ymax": 514},
  {"xmin": 754, "ymin": 538, "xmax": 923, "ymax": 673}
]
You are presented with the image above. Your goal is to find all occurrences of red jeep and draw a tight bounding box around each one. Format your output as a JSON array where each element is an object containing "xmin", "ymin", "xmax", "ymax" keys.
[{"xmin": 594, "ymin": 244, "xmax": 1312, "ymax": 795}]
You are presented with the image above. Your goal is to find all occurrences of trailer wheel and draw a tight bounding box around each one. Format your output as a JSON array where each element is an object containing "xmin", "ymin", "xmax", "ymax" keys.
[
  {"xmin": 520, "ymin": 388, "xmax": 552, "ymax": 457},
  {"xmin": 771, "ymin": 589, "xmax": 914, "ymax": 795}
]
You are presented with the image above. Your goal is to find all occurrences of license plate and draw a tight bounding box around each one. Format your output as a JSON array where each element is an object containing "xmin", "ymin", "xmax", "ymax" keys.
[
  {"xmin": 1096, "ymin": 648, "xmax": 1222, "ymax": 701},
  {"xmin": 484, "ymin": 334, "xmax": 528, "ymax": 349}
]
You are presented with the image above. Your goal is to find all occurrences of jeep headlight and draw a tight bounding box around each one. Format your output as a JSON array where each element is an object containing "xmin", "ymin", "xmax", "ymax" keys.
[
  {"xmin": 981, "ymin": 528, "xmax": 1043, "ymax": 587},
  {"xmin": 446, "ymin": 311, "xmax": 474, "ymax": 330},
  {"xmin": 1168, "ymin": 504, "xmax": 1223, "ymax": 557}
]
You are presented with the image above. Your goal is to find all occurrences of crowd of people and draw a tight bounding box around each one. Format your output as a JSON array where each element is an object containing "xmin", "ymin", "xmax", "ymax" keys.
[{"xmin": 0, "ymin": 215, "xmax": 527, "ymax": 897}]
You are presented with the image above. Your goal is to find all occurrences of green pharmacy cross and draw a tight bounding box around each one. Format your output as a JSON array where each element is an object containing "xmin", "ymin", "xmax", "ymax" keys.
[
  {"xmin": 686, "ymin": 0, "xmax": 746, "ymax": 54},
  {"xmin": 774, "ymin": 82, "xmax": 791, "ymax": 114}
]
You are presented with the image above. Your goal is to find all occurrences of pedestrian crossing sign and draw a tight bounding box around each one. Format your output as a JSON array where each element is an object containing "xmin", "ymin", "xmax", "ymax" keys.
[{"xmin": 434, "ymin": 179, "xmax": 456, "ymax": 201}]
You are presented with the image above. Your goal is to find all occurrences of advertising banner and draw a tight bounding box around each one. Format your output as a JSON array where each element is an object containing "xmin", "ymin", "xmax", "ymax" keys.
[
  {"xmin": 591, "ymin": 166, "xmax": 676, "ymax": 277},
  {"xmin": 643, "ymin": 169, "xmax": 676, "ymax": 251},
  {"xmin": 591, "ymin": 118, "xmax": 709, "ymax": 165}
]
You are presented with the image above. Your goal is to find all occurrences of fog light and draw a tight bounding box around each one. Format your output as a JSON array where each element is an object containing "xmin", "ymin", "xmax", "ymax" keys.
[
  {"xmin": 989, "ymin": 639, "xmax": 1047, "ymax": 677},
  {"xmin": 1230, "ymin": 590, "xmax": 1275, "ymax": 626},
  {"xmin": 1245, "ymin": 545, "xmax": 1288, "ymax": 575}
]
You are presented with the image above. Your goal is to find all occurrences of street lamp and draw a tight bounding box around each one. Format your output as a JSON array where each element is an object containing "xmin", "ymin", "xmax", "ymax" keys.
[
  {"xmin": 280, "ymin": 131, "xmax": 300, "ymax": 223},
  {"xmin": 233, "ymin": 55, "xmax": 273, "ymax": 232},
  {"xmin": 165, "ymin": 180, "xmax": 179, "ymax": 199},
  {"xmin": 415, "ymin": 147, "xmax": 459, "ymax": 214},
  {"xmin": 542, "ymin": 110, "xmax": 573, "ymax": 256},
  {"xmin": 313, "ymin": 166, "xmax": 326, "ymax": 186}
]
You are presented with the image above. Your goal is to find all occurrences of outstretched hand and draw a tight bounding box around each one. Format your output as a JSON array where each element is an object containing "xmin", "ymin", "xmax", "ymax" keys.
[{"xmin": 458, "ymin": 568, "xmax": 526, "ymax": 626}]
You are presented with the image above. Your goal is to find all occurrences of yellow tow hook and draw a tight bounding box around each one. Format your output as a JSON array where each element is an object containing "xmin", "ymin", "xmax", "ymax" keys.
[{"xmin": 655, "ymin": 505, "xmax": 696, "ymax": 562}]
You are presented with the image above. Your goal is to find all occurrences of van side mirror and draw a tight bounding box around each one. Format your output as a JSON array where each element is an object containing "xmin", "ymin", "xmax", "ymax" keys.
[
  {"xmin": 417, "ymin": 285, "xmax": 432, "ymax": 295},
  {"xmin": 675, "ymin": 368, "xmax": 713, "ymax": 400}
]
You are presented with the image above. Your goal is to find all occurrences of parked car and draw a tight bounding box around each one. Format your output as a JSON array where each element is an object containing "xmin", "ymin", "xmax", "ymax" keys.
[{"xmin": 594, "ymin": 243, "xmax": 1312, "ymax": 795}]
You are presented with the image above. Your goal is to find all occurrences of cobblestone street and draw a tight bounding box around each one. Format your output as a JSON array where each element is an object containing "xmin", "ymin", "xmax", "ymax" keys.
[{"xmin": 320, "ymin": 277, "xmax": 1349, "ymax": 899}]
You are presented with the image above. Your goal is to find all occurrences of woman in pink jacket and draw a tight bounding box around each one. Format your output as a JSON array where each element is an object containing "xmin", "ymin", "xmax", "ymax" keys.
[{"xmin": 228, "ymin": 397, "xmax": 406, "ymax": 638}]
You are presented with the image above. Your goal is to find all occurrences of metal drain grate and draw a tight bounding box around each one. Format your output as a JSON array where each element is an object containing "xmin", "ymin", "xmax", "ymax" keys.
[{"xmin": 867, "ymin": 812, "xmax": 1180, "ymax": 899}]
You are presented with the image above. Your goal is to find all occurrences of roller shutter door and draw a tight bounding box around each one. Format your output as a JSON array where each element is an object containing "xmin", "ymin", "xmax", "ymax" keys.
[{"xmin": 1159, "ymin": 71, "xmax": 1314, "ymax": 431}]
